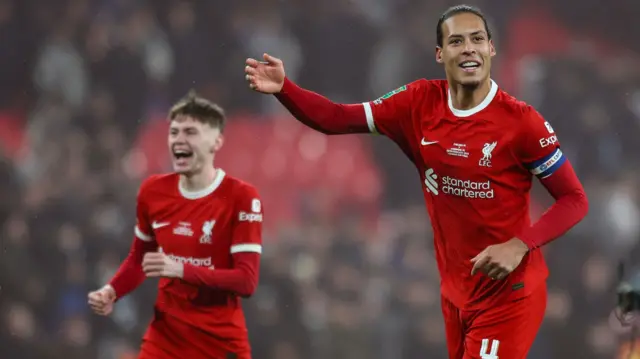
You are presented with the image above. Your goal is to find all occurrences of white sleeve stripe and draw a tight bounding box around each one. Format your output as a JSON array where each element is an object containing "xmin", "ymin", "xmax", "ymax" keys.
[
  {"xmin": 362, "ymin": 102, "xmax": 378, "ymax": 134},
  {"xmin": 134, "ymin": 226, "xmax": 152, "ymax": 241},
  {"xmin": 230, "ymin": 243, "xmax": 262, "ymax": 254}
]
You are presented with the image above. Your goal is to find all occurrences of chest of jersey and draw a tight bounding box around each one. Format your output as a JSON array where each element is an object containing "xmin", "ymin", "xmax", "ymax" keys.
[
  {"xmin": 416, "ymin": 116, "xmax": 525, "ymax": 200},
  {"xmin": 148, "ymin": 196, "xmax": 234, "ymax": 266}
]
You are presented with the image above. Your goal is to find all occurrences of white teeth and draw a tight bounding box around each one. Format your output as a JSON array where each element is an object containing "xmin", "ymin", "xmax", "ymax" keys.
[{"xmin": 461, "ymin": 61, "xmax": 480, "ymax": 68}]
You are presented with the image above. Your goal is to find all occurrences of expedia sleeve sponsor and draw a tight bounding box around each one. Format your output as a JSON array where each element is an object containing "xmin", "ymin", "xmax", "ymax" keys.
[{"xmin": 238, "ymin": 212, "xmax": 263, "ymax": 222}]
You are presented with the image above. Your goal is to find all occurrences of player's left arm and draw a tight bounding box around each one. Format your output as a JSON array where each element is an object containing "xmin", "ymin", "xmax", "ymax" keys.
[
  {"xmin": 180, "ymin": 185, "xmax": 263, "ymax": 297},
  {"xmin": 515, "ymin": 108, "xmax": 589, "ymax": 250}
]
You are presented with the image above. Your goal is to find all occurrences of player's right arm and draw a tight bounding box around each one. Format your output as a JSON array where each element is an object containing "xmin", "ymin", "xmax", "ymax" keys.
[
  {"xmin": 245, "ymin": 53, "xmax": 418, "ymax": 140},
  {"xmin": 88, "ymin": 179, "xmax": 159, "ymax": 315}
]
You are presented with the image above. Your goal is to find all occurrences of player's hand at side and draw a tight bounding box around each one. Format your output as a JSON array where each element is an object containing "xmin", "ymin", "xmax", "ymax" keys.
[
  {"xmin": 245, "ymin": 53, "xmax": 285, "ymax": 94},
  {"xmin": 470, "ymin": 238, "xmax": 529, "ymax": 280},
  {"xmin": 142, "ymin": 252, "xmax": 184, "ymax": 279},
  {"xmin": 88, "ymin": 285, "xmax": 116, "ymax": 316}
]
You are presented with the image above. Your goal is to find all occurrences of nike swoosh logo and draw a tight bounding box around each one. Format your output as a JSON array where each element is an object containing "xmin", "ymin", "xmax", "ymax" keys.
[
  {"xmin": 421, "ymin": 138, "xmax": 438, "ymax": 145},
  {"xmin": 152, "ymin": 221, "xmax": 170, "ymax": 229}
]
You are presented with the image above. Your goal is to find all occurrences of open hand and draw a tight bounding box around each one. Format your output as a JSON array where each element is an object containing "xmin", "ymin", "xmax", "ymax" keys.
[
  {"xmin": 470, "ymin": 238, "xmax": 529, "ymax": 280},
  {"xmin": 142, "ymin": 252, "xmax": 184, "ymax": 279},
  {"xmin": 88, "ymin": 285, "xmax": 116, "ymax": 316},
  {"xmin": 245, "ymin": 53, "xmax": 286, "ymax": 94}
]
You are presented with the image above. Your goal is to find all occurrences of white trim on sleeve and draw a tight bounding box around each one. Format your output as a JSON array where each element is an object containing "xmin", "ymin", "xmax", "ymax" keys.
[
  {"xmin": 362, "ymin": 102, "xmax": 378, "ymax": 134},
  {"xmin": 135, "ymin": 226, "xmax": 153, "ymax": 241},
  {"xmin": 230, "ymin": 243, "xmax": 262, "ymax": 254}
]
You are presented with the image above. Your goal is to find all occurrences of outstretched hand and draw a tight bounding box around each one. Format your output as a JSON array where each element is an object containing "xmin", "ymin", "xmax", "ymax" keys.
[{"xmin": 245, "ymin": 53, "xmax": 286, "ymax": 94}]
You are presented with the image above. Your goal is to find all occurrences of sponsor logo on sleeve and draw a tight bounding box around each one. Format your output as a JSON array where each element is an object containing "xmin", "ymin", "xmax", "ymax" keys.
[
  {"xmin": 239, "ymin": 212, "xmax": 263, "ymax": 222},
  {"xmin": 251, "ymin": 199, "xmax": 261, "ymax": 213},
  {"xmin": 544, "ymin": 121, "xmax": 555, "ymax": 134},
  {"xmin": 239, "ymin": 198, "xmax": 263, "ymax": 222},
  {"xmin": 373, "ymin": 85, "xmax": 407, "ymax": 105},
  {"xmin": 539, "ymin": 135, "xmax": 558, "ymax": 148}
]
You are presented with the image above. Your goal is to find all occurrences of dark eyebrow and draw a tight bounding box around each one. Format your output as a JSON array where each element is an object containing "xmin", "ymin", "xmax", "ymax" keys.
[{"xmin": 448, "ymin": 30, "xmax": 487, "ymax": 39}]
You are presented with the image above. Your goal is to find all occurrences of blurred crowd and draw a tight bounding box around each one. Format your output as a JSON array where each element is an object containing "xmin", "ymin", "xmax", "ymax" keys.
[{"xmin": 1, "ymin": 0, "xmax": 640, "ymax": 359}]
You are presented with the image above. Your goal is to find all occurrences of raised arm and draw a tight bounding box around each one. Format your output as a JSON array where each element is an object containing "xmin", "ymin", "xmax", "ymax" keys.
[
  {"xmin": 274, "ymin": 77, "xmax": 370, "ymax": 134},
  {"xmin": 245, "ymin": 53, "xmax": 420, "ymax": 138}
]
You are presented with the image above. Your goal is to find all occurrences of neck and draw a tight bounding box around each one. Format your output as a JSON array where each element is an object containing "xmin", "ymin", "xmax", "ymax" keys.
[
  {"xmin": 181, "ymin": 165, "xmax": 217, "ymax": 192},
  {"xmin": 449, "ymin": 78, "xmax": 492, "ymax": 111}
]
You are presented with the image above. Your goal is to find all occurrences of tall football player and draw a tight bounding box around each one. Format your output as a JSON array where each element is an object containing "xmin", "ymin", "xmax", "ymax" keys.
[
  {"xmin": 88, "ymin": 93, "xmax": 264, "ymax": 359},
  {"xmin": 244, "ymin": 5, "xmax": 587, "ymax": 359}
]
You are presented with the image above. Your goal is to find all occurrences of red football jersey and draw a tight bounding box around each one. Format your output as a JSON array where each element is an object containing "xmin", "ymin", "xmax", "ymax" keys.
[
  {"xmin": 362, "ymin": 79, "xmax": 564, "ymax": 310},
  {"xmin": 135, "ymin": 169, "xmax": 263, "ymax": 350}
]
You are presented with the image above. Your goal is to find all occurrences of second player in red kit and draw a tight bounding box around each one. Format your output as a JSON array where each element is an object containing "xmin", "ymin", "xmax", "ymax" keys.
[
  {"xmin": 244, "ymin": 4, "xmax": 588, "ymax": 359},
  {"xmin": 88, "ymin": 94, "xmax": 263, "ymax": 359}
]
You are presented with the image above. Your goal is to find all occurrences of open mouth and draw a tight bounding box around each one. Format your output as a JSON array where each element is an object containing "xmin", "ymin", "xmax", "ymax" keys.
[
  {"xmin": 173, "ymin": 149, "xmax": 194, "ymax": 160},
  {"xmin": 459, "ymin": 61, "xmax": 481, "ymax": 72}
]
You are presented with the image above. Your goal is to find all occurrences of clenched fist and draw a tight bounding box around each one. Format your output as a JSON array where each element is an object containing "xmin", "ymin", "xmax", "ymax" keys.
[
  {"xmin": 88, "ymin": 285, "xmax": 116, "ymax": 316},
  {"xmin": 142, "ymin": 252, "xmax": 184, "ymax": 279}
]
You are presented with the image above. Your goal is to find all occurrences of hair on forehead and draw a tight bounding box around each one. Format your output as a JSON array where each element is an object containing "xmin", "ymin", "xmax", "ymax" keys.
[
  {"xmin": 169, "ymin": 90, "xmax": 226, "ymax": 131},
  {"xmin": 436, "ymin": 4, "xmax": 492, "ymax": 47}
]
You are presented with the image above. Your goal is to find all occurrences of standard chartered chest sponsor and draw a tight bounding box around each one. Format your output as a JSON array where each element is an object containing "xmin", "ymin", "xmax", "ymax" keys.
[
  {"xmin": 167, "ymin": 254, "xmax": 212, "ymax": 267},
  {"xmin": 441, "ymin": 176, "xmax": 494, "ymax": 199}
]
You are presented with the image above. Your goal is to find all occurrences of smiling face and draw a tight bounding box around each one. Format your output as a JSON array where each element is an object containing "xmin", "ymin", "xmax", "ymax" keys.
[
  {"xmin": 168, "ymin": 115, "xmax": 223, "ymax": 176},
  {"xmin": 436, "ymin": 12, "xmax": 495, "ymax": 88},
  {"xmin": 166, "ymin": 93, "xmax": 226, "ymax": 176}
]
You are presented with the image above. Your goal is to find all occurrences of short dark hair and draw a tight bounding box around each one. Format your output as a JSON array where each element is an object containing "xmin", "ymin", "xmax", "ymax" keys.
[
  {"xmin": 169, "ymin": 90, "xmax": 226, "ymax": 131},
  {"xmin": 436, "ymin": 5, "xmax": 492, "ymax": 48}
]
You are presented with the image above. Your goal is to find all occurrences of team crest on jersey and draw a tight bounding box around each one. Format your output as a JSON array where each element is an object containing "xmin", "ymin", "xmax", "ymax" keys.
[
  {"xmin": 479, "ymin": 141, "xmax": 497, "ymax": 167},
  {"xmin": 199, "ymin": 220, "xmax": 215, "ymax": 244},
  {"xmin": 373, "ymin": 85, "xmax": 407, "ymax": 105}
]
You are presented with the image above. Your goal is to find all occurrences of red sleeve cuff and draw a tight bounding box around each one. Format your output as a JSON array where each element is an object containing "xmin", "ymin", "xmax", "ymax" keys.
[
  {"xmin": 517, "ymin": 231, "xmax": 539, "ymax": 250},
  {"xmin": 278, "ymin": 77, "xmax": 293, "ymax": 95},
  {"xmin": 182, "ymin": 263, "xmax": 208, "ymax": 284}
]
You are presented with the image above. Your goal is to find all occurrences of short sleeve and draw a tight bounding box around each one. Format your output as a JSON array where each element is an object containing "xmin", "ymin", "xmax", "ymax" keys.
[
  {"xmin": 230, "ymin": 185, "xmax": 263, "ymax": 255},
  {"xmin": 362, "ymin": 79, "xmax": 423, "ymax": 142},
  {"xmin": 134, "ymin": 180, "xmax": 154, "ymax": 242},
  {"xmin": 516, "ymin": 108, "xmax": 566, "ymax": 179}
]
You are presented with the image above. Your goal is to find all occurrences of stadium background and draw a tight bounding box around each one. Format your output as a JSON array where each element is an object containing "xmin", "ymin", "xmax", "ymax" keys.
[{"xmin": 1, "ymin": 0, "xmax": 639, "ymax": 358}]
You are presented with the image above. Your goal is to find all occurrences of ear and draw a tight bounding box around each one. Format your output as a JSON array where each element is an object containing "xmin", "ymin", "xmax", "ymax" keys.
[
  {"xmin": 435, "ymin": 46, "xmax": 444, "ymax": 64},
  {"xmin": 212, "ymin": 133, "xmax": 224, "ymax": 153},
  {"xmin": 489, "ymin": 40, "xmax": 496, "ymax": 57}
]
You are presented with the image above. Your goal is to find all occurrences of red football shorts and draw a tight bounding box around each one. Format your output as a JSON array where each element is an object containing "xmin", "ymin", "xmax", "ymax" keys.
[
  {"xmin": 138, "ymin": 310, "xmax": 251, "ymax": 359},
  {"xmin": 441, "ymin": 282, "xmax": 547, "ymax": 359}
]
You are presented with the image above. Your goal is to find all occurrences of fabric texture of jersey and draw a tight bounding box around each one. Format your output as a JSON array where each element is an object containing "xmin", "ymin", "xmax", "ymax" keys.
[
  {"xmin": 364, "ymin": 79, "xmax": 562, "ymax": 310},
  {"xmin": 134, "ymin": 169, "xmax": 263, "ymax": 355}
]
